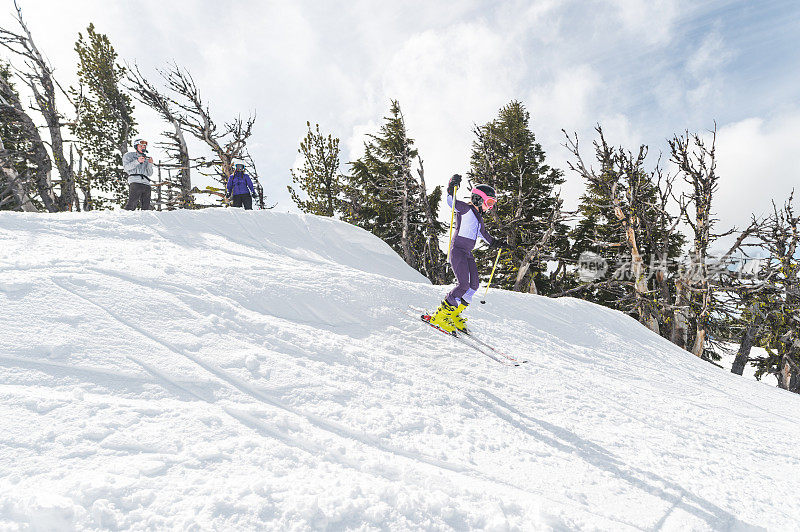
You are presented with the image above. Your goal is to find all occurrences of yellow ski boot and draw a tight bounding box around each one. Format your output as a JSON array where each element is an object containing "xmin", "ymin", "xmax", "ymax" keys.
[
  {"xmin": 450, "ymin": 302, "xmax": 469, "ymax": 333},
  {"xmin": 427, "ymin": 300, "xmax": 458, "ymax": 334}
]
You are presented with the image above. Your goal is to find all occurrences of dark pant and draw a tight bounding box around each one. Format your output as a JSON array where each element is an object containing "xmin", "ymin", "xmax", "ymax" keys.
[
  {"xmin": 446, "ymin": 246, "xmax": 479, "ymax": 305},
  {"xmin": 125, "ymin": 183, "xmax": 151, "ymax": 210},
  {"xmin": 232, "ymin": 193, "xmax": 253, "ymax": 210}
]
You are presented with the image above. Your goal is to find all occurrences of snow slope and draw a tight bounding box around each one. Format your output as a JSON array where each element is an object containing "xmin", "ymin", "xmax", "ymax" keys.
[{"xmin": 1, "ymin": 209, "xmax": 798, "ymax": 531}]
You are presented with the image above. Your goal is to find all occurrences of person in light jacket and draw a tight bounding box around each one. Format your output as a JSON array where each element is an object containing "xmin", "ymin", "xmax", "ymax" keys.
[
  {"xmin": 424, "ymin": 174, "xmax": 508, "ymax": 334},
  {"xmin": 226, "ymin": 160, "xmax": 256, "ymax": 210},
  {"xmin": 122, "ymin": 138, "xmax": 155, "ymax": 210}
]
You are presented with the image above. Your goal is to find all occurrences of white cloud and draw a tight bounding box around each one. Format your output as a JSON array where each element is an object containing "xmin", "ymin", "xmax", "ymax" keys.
[
  {"xmin": 606, "ymin": 0, "xmax": 681, "ymax": 44},
  {"xmin": 715, "ymin": 113, "xmax": 800, "ymax": 229},
  {"xmin": 344, "ymin": 121, "xmax": 378, "ymax": 164},
  {"xmin": 687, "ymin": 30, "xmax": 732, "ymax": 77},
  {"xmin": 685, "ymin": 28, "xmax": 734, "ymax": 107},
  {"xmin": 528, "ymin": 64, "xmax": 602, "ymax": 134},
  {"xmin": 350, "ymin": 21, "xmax": 523, "ymax": 189}
]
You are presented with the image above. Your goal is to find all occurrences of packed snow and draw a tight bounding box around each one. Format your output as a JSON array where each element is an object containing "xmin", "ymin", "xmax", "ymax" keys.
[{"xmin": 1, "ymin": 209, "xmax": 798, "ymax": 531}]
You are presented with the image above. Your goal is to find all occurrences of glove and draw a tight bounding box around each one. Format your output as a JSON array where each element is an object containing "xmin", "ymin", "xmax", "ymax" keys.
[
  {"xmin": 447, "ymin": 174, "xmax": 462, "ymax": 196},
  {"xmin": 489, "ymin": 238, "xmax": 510, "ymax": 250}
]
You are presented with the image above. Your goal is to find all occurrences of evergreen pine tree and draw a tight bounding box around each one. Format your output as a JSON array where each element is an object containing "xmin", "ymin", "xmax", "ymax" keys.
[
  {"xmin": 1, "ymin": 62, "xmax": 26, "ymax": 209},
  {"xmin": 344, "ymin": 100, "xmax": 445, "ymax": 280},
  {"xmin": 287, "ymin": 122, "xmax": 343, "ymax": 216},
  {"xmin": 469, "ymin": 100, "xmax": 569, "ymax": 294},
  {"xmin": 569, "ymin": 180, "xmax": 628, "ymax": 307},
  {"xmin": 70, "ymin": 24, "xmax": 136, "ymax": 209}
]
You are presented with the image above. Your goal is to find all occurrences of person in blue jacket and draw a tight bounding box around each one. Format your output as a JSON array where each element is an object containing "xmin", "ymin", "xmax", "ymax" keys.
[
  {"xmin": 426, "ymin": 174, "xmax": 508, "ymax": 333},
  {"xmin": 226, "ymin": 160, "xmax": 257, "ymax": 210}
]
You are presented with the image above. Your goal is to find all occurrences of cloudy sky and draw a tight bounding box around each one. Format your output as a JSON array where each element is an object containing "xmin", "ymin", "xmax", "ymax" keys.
[{"xmin": 2, "ymin": 0, "xmax": 799, "ymax": 231}]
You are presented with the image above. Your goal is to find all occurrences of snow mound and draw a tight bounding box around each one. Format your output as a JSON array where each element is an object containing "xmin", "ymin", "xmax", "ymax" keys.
[{"xmin": 1, "ymin": 209, "xmax": 798, "ymax": 531}]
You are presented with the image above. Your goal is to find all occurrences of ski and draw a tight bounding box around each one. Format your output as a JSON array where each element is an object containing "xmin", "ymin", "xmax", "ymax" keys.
[
  {"xmin": 461, "ymin": 331, "xmax": 527, "ymax": 364},
  {"xmin": 409, "ymin": 305, "xmax": 526, "ymax": 365},
  {"xmin": 416, "ymin": 312, "xmax": 519, "ymax": 366}
]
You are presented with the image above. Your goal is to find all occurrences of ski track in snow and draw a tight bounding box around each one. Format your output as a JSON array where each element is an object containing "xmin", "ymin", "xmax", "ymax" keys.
[{"xmin": 1, "ymin": 209, "xmax": 799, "ymax": 531}]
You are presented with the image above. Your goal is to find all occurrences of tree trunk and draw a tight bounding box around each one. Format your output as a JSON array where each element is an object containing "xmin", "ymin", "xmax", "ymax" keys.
[
  {"xmin": 732, "ymin": 322, "xmax": 757, "ymax": 376},
  {"xmin": 513, "ymin": 202, "xmax": 561, "ymax": 293},
  {"xmin": 691, "ymin": 329, "xmax": 706, "ymax": 358},
  {"xmin": 615, "ymin": 199, "xmax": 659, "ymax": 334},
  {"xmin": 0, "ymin": 133, "xmax": 37, "ymax": 211},
  {"xmin": 31, "ymin": 81, "xmax": 74, "ymax": 211},
  {"xmin": 732, "ymin": 304, "xmax": 760, "ymax": 375},
  {"xmin": 76, "ymin": 152, "xmax": 92, "ymax": 211},
  {"xmin": 691, "ymin": 281, "xmax": 710, "ymax": 358},
  {"xmin": 0, "ymin": 166, "xmax": 37, "ymax": 212},
  {"xmin": 778, "ymin": 355, "xmax": 800, "ymax": 393},
  {"xmin": 68, "ymin": 145, "xmax": 80, "ymax": 212},
  {"xmin": 528, "ymin": 274, "xmax": 538, "ymax": 295},
  {"xmin": 173, "ymin": 120, "xmax": 192, "ymax": 206},
  {"xmin": 671, "ymin": 278, "xmax": 690, "ymax": 349},
  {"xmin": 399, "ymin": 171, "xmax": 415, "ymax": 269},
  {"xmin": 416, "ymin": 159, "xmax": 443, "ymax": 283},
  {"xmin": 326, "ymin": 176, "xmax": 334, "ymax": 217}
]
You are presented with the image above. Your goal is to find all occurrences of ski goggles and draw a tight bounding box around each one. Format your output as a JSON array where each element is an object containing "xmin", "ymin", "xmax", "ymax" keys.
[{"xmin": 472, "ymin": 188, "xmax": 497, "ymax": 210}]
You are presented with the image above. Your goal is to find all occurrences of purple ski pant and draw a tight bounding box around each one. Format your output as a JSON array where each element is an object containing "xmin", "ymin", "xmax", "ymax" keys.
[{"xmin": 446, "ymin": 245, "xmax": 479, "ymax": 306}]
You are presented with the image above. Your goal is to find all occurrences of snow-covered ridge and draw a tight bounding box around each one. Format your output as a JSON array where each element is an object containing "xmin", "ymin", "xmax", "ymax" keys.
[{"xmin": 0, "ymin": 209, "xmax": 798, "ymax": 531}]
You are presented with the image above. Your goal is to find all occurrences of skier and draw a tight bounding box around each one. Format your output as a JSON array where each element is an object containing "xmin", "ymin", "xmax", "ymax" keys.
[
  {"xmin": 426, "ymin": 174, "xmax": 507, "ymax": 333},
  {"xmin": 122, "ymin": 139, "xmax": 155, "ymax": 210},
  {"xmin": 226, "ymin": 160, "xmax": 257, "ymax": 210}
]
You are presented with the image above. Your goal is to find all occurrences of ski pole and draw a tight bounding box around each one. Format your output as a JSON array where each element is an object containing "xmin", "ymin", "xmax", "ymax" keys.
[
  {"xmin": 480, "ymin": 248, "xmax": 503, "ymax": 304},
  {"xmin": 446, "ymin": 185, "xmax": 458, "ymax": 262}
]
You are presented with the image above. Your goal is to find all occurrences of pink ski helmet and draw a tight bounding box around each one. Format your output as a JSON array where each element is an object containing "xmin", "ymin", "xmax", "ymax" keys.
[{"xmin": 471, "ymin": 184, "xmax": 497, "ymax": 211}]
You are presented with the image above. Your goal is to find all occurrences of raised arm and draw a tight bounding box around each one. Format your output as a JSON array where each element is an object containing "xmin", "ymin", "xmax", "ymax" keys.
[{"xmin": 446, "ymin": 173, "xmax": 471, "ymax": 213}]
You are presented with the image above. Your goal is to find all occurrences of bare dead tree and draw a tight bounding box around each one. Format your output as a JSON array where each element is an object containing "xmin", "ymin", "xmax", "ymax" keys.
[
  {"xmin": 743, "ymin": 194, "xmax": 800, "ymax": 391},
  {"xmin": 0, "ymin": 1, "xmax": 74, "ymax": 210},
  {"xmin": 0, "ymin": 134, "xmax": 35, "ymax": 210},
  {"xmin": 565, "ymin": 126, "xmax": 659, "ymax": 333},
  {"xmin": 126, "ymin": 63, "xmax": 193, "ymax": 206},
  {"xmin": 669, "ymin": 126, "xmax": 720, "ymax": 357},
  {"xmin": 0, "ymin": 67, "xmax": 52, "ymax": 211},
  {"xmin": 635, "ymin": 161, "xmax": 685, "ymax": 341},
  {"xmin": 160, "ymin": 63, "xmax": 254, "ymax": 183},
  {"xmin": 512, "ymin": 198, "xmax": 563, "ymax": 293},
  {"xmin": 725, "ymin": 244, "xmax": 773, "ymax": 376}
]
